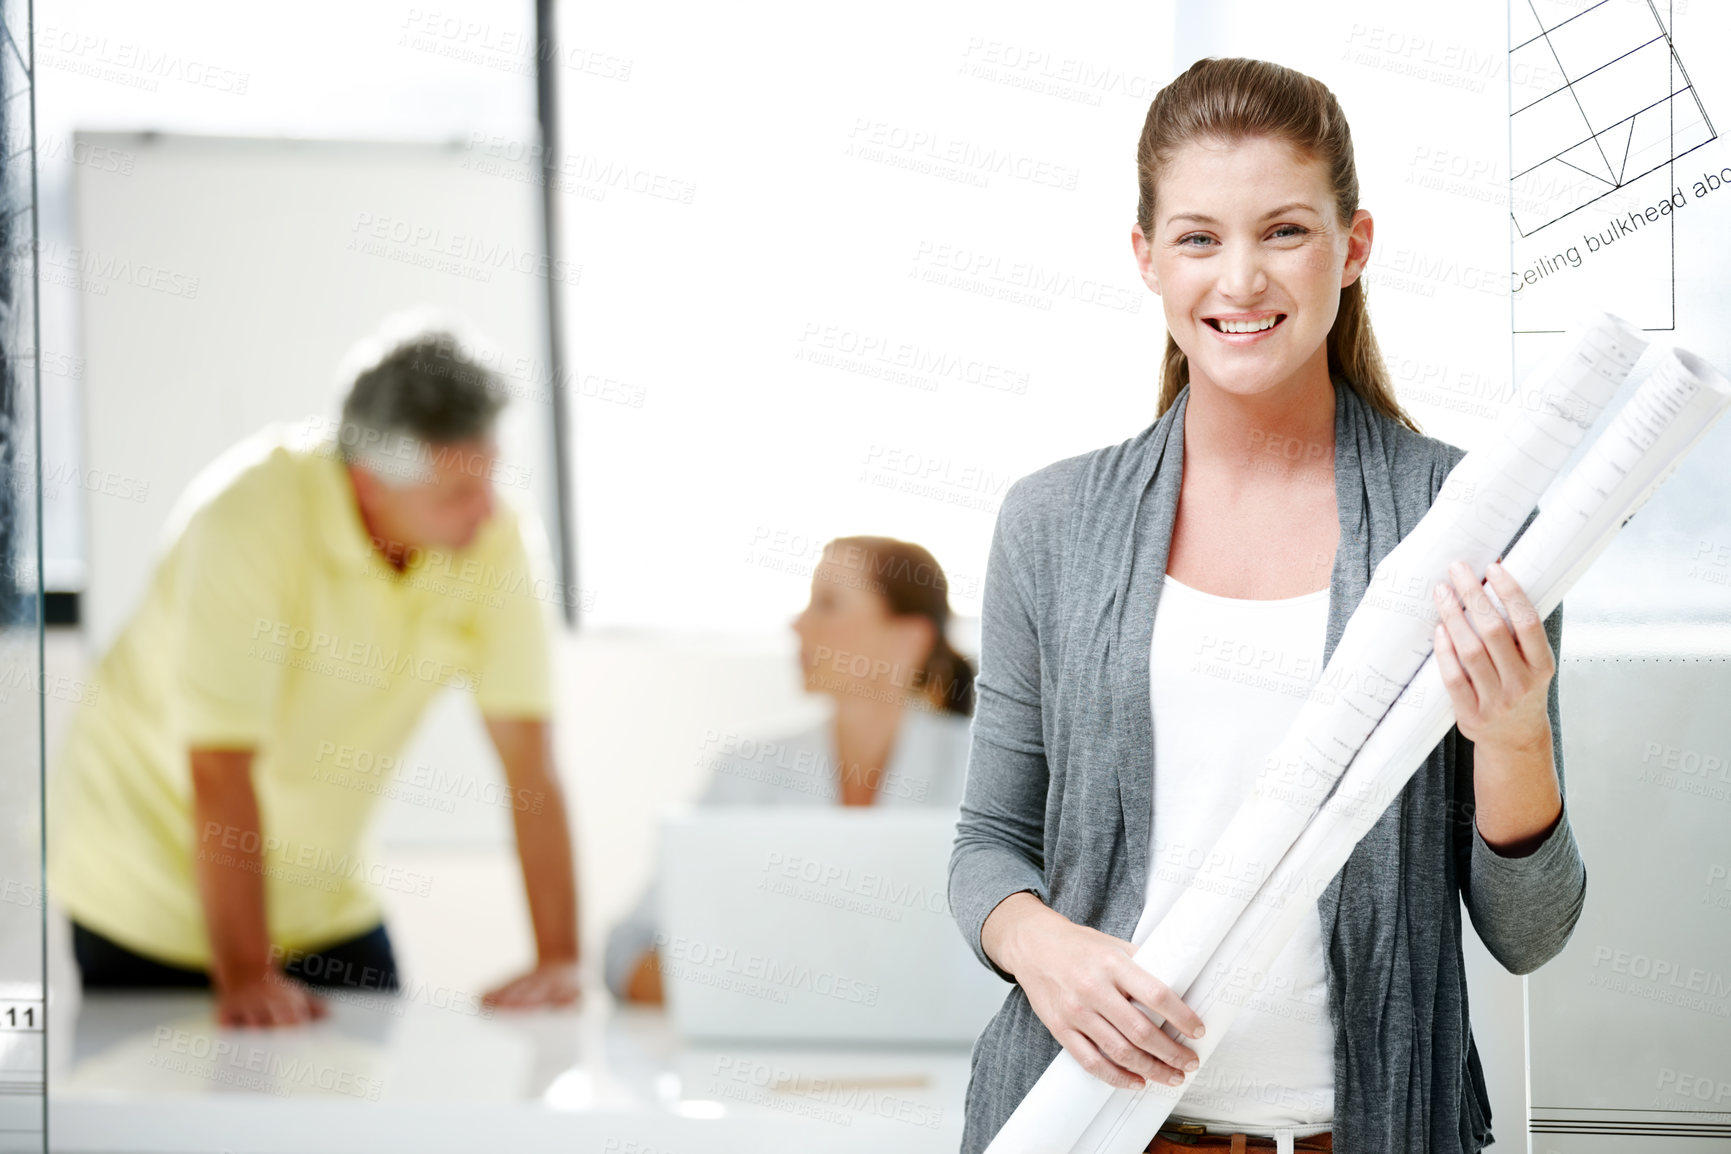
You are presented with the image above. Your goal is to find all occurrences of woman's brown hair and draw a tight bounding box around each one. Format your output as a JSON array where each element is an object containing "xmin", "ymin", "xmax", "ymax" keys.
[
  {"xmin": 1136, "ymin": 56, "xmax": 1419, "ymax": 432},
  {"xmin": 824, "ymin": 536, "xmax": 975, "ymax": 717}
]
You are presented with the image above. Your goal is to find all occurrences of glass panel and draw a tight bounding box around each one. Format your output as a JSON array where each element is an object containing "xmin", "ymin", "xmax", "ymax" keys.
[{"xmin": 0, "ymin": 0, "xmax": 43, "ymax": 1150}]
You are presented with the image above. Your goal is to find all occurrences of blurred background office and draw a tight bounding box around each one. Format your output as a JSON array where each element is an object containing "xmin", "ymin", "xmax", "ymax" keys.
[{"xmin": 1, "ymin": 0, "xmax": 1728, "ymax": 1151}]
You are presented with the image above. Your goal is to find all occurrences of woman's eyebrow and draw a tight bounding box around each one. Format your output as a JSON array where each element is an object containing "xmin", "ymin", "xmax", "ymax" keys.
[
  {"xmin": 1259, "ymin": 201, "xmax": 1324, "ymax": 219},
  {"xmin": 1166, "ymin": 202, "xmax": 1325, "ymax": 226}
]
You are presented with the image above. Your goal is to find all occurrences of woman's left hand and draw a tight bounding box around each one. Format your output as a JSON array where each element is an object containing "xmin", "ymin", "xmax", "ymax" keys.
[{"xmin": 1432, "ymin": 559, "xmax": 1555, "ymax": 753}]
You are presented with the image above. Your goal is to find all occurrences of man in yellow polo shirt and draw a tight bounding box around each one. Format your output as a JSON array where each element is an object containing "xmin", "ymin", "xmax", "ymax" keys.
[{"xmin": 47, "ymin": 320, "xmax": 579, "ymax": 1026}]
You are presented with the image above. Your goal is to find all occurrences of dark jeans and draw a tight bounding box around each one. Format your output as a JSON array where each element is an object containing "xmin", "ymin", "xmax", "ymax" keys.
[{"xmin": 72, "ymin": 920, "xmax": 400, "ymax": 995}]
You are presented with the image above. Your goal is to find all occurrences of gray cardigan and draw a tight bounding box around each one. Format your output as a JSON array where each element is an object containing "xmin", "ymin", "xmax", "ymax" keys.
[{"xmin": 948, "ymin": 380, "xmax": 1587, "ymax": 1154}]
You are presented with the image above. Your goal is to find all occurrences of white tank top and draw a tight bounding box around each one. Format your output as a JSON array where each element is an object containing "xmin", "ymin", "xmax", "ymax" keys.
[{"xmin": 1129, "ymin": 572, "xmax": 1335, "ymax": 1129}]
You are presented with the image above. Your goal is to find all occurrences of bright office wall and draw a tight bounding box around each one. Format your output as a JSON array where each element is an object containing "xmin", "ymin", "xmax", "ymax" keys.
[{"xmin": 560, "ymin": 2, "xmax": 1181, "ymax": 631}]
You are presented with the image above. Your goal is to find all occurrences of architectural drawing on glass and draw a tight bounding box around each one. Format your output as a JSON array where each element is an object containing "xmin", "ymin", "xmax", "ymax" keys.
[
  {"xmin": 1508, "ymin": 1, "xmax": 1721, "ymax": 333},
  {"xmin": 1510, "ymin": 0, "xmax": 1715, "ymax": 237}
]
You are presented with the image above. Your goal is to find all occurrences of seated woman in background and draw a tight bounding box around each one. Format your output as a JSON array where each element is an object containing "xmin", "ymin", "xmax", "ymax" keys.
[{"xmin": 602, "ymin": 535, "xmax": 976, "ymax": 1004}]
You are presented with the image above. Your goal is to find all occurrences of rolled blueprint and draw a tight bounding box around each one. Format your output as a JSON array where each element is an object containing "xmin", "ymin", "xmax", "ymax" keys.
[
  {"xmin": 1062, "ymin": 345, "xmax": 1731, "ymax": 1154},
  {"xmin": 982, "ymin": 339, "xmax": 1731, "ymax": 1154}
]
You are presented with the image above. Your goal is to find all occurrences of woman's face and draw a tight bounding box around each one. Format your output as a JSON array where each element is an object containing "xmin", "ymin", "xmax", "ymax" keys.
[
  {"xmin": 791, "ymin": 551, "xmax": 931, "ymax": 702},
  {"xmin": 1133, "ymin": 135, "xmax": 1373, "ymax": 404}
]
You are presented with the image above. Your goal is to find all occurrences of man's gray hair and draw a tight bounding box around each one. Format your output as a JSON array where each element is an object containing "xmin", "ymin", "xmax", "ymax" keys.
[{"xmin": 335, "ymin": 312, "xmax": 509, "ymax": 487}]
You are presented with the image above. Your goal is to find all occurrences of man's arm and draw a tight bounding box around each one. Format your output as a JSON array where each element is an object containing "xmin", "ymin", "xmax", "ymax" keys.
[
  {"xmin": 480, "ymin": 717, "xmax": 580, "ymax": 1008},
  {"xmin": 190, "ymin": 747, "xmax": 326, "ymax": 1026}
]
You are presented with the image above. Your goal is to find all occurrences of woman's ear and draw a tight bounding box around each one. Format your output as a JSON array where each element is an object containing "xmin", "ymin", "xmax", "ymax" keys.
[
  {"xmin": 1132, "ymin": 224, "xmax": 1162, "ymax": 296},
  {"xmin": 1340, "ymin": 208, "xmax": 1374, "ymax": 289}
]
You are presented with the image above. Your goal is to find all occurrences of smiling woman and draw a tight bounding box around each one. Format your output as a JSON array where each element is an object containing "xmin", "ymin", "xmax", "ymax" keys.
[
  {"xmin": 950, "ymin": 56, "xmax": 1583, "ymax": 1154},
  {"xmin": 1131, "ymin": 56, "xmax": 1416, "ymax": 435}
]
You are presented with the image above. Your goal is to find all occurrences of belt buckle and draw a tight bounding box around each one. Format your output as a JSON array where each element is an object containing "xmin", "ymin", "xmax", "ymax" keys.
[{"xmin": 1156, "ymin": 1121, "xmax": 1211, "ymax": 1145}]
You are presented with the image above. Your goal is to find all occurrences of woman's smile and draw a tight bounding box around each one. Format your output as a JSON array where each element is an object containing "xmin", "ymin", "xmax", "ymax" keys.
[{"xmin": 1203, "ymin": 311, "xmax": 1288, "ymax": 341}]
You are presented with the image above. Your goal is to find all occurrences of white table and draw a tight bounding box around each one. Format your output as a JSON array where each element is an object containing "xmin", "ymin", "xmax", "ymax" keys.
[{"xmin": 48, "ymin": 989, "xmax": 976, "ymax": 1153}]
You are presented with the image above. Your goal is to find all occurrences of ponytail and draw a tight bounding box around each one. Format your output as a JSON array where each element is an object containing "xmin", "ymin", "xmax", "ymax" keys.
[{"xmin": 919, "ymin": 633, "xmax": 976, "ymax": 718}]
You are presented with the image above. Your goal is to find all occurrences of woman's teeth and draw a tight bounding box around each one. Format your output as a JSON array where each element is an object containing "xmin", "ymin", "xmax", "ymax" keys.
[{"xmin": 1212, "ymin": 316, "xmax": 1280, "ymax": 334}]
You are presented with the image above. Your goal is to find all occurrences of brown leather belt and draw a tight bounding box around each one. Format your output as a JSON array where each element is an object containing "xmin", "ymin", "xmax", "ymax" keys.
[{"xmin": 1146, "ymin": 1124, "xmax": 1333, "ymax": 1152}]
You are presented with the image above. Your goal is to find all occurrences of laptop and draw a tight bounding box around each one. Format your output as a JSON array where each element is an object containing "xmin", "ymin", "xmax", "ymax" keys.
[{"xmin": 657, "ymin": 807, "xmax": 1010, "ymax": 1043}]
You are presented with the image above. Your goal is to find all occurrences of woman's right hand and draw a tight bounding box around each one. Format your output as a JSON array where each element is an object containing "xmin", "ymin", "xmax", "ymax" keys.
[{"xmin": 982, "ymin": 892, "xmax": 1205, "ymax": 1091}]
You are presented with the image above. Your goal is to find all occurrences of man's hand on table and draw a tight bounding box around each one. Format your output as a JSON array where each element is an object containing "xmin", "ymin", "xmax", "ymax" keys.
[
  {"xmin": 482, "ymin": 959, "xmax": 580, "ymax": 1010},
  {"xmin": 215, "ymin": 970, "xmax": 328, "ymax": 1028}
]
